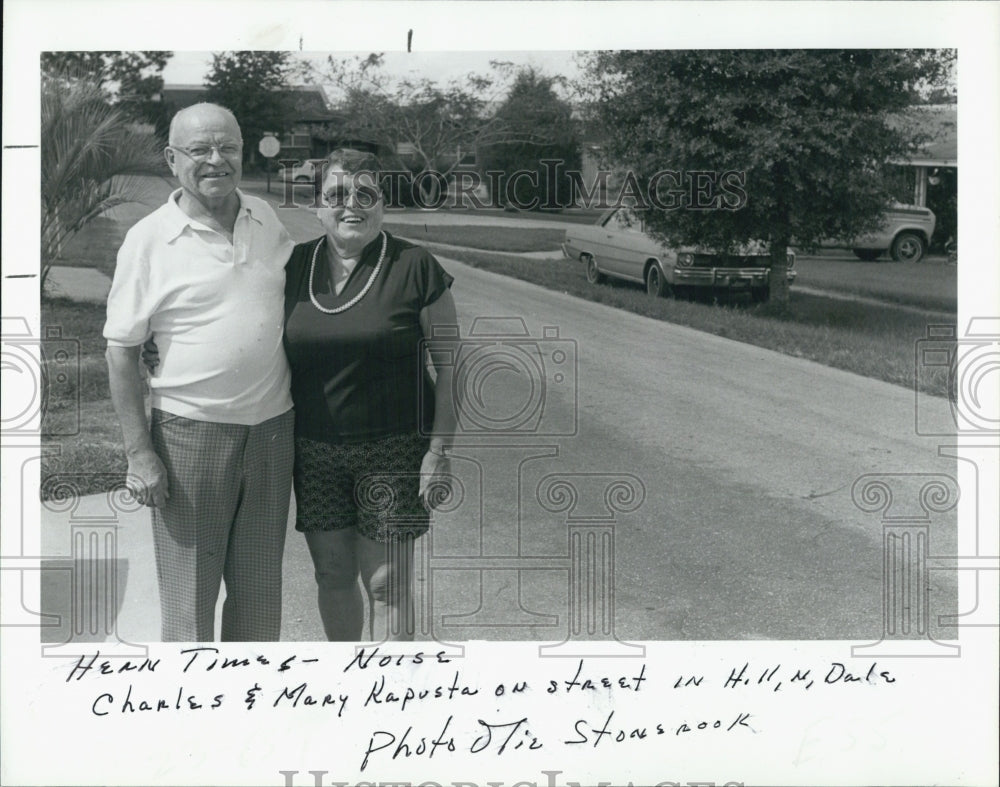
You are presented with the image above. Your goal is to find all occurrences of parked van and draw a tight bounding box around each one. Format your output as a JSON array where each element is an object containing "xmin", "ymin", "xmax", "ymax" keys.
[{"xmin": 840, "ymin": 204, "xmax": 936, "ymax": 263}]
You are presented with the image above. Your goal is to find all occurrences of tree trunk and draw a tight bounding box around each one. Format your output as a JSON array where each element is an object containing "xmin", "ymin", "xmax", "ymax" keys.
[
  {"xmin": 770, "ymin": 234, "xmax": 791, "ymax": 306},
  {"xmin": 770, "ymin": 179, "xmax": 792, "ymax": 305}
]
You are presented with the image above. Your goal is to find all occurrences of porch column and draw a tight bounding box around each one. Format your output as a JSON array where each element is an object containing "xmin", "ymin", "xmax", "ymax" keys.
[{"xmin": 914, "ymin": 166, "xmax": 928, "ymax": 206}]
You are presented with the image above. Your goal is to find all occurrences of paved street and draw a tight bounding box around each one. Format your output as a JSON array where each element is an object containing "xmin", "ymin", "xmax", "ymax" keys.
[{"xmin": 39, "ymin": 176, "xmax": 958, "ymax": 645}]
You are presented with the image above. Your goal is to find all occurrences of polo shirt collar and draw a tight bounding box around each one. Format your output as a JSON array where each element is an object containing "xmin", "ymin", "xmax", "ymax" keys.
[{"xmin": 162, "ymin": 188, "xmax": 263, "ymax": 243}]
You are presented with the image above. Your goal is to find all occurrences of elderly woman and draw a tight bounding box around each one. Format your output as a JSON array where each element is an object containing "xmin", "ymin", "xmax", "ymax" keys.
[{"xmin": 283, "ymin": 148, "xmax": 457, "ymax": 641}]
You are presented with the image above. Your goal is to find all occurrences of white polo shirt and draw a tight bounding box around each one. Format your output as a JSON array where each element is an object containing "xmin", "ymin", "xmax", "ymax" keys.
[{"xmin": 104, "ymin": 189, "xmax": 295, "ymax": 425}]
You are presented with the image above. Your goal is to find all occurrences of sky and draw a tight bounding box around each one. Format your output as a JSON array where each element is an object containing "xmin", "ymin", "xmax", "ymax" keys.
[{"xmin": 162, "ymin": 50, "xmax": 585, "ymax": 92}]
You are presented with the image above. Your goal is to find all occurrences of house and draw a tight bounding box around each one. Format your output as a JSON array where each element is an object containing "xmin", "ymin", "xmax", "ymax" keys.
[
  {"xmin": 158, "ymin": 83, "xmax": 387, "ymax": 164},
  {"xmin": 887, "ymin": 103, "xmax": 957, "ymax": 206},
  {"xmin": 887, "ymin": 103, "xmax": 957, "ymax": 245}
]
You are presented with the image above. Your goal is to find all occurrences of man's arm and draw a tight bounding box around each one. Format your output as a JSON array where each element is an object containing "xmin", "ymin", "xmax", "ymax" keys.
[{"xmin": 106, "ymin": 345, "xmax": 168, "ymax": 508}]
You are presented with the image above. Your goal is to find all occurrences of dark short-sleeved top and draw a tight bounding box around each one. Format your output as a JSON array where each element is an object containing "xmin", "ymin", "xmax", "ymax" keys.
[{"xmin": 283, "ymin": 231, "xmax": 453, "ymax": 444}]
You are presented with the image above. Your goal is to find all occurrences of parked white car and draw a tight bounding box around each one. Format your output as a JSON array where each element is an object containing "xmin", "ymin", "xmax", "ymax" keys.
[{"xmin": 562, "ymin": 208, "xmax": 795, "ymax": 303}]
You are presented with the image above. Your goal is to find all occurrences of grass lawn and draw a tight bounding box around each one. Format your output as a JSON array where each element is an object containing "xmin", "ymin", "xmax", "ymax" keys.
[
  {"xmin": 793, "ymin": 256, "xmax": 956, "ymax": 311},
  {"xmin": 41, "ymin": 298, "xmax": 127, "ymax": 499},
  {"xmin": 429, "ymin": 246, "xmax": 952, "ymax": 399},
  {"xmin": 384, "ymin": 223, "xmax": 565, "ymax": 253},
  {"xmin": 50, "ymin": 216, "xmax": 128, "ymax": 279},
  {"xmin": 379, "ymin": 223, "xmax": 956, "ymax": 312}
]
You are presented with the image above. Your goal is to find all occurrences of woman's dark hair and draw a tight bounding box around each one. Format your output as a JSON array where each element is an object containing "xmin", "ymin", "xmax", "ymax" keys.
[{"xmin": 323, "ymin": 148, "xmax": 381, "ymax": 176}]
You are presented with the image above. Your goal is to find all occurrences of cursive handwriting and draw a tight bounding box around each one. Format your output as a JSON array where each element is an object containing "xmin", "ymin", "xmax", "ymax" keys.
[
  {"xmin": 365, "ymin": 670, "xmax": 479, "ymax": 711},
  {"xmin": 470, "ymin": 717, "xmax": 543, "ymax": 755},
  {"xmin": 66, "ymin": 652, "xmax": 160, "ymax": 682},
  {"xmin": 565, "ymin": 710, "xmax": 755, "ymax": 747},
  {"xmin": 91, "ymin": 684, "xmax": 223, "ymax": 716},
  {"xmin": 343, "ymin": 646, "xmax": 452, "ymax": 673},
  {"xmin": 360, "ymin": 715, "xmax": 457, "ymax": 771},
  {"xmin": 546, "ymin": 659, "xmax": 648, "ymax": 694}
]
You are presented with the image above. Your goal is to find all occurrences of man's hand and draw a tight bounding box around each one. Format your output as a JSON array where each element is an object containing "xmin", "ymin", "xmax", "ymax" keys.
[
  {"xmin": 418, "ymin": 449, "xmax": 452, "ymax": 512},
  {"xmin": 126, "ymin": 449, "xmax": 169, "ymax": 508}
]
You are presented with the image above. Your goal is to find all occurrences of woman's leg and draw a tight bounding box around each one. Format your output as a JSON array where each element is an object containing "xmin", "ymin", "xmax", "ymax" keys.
[
  {"xmin": 358, "ymin": 535, "xmax": 416, "ymax": 642},
  {"xmin": 303, "ymin": 529, "xmax": 363, "ymax": 641}
]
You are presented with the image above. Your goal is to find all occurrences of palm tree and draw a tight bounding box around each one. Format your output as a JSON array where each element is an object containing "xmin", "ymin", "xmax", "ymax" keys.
[{"xmin": 41, "ymin": 69, "xmax": 164, "ymax": 289}]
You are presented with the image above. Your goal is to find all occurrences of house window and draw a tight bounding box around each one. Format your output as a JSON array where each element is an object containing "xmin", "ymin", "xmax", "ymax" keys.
[{"xmin": 282, "ymin": 132, "xmax": 312, "ymax": 148}]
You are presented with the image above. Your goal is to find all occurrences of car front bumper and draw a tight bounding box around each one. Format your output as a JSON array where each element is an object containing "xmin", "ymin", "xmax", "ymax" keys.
[{"xmin": 671, "ymin": 267, "xmax": 797, "ymax": 287}]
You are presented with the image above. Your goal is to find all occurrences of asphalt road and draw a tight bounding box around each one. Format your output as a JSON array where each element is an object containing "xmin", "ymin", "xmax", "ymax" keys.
[{"xmin": 261, "ymin": 186, "xmax": 958, "ymax": 642}]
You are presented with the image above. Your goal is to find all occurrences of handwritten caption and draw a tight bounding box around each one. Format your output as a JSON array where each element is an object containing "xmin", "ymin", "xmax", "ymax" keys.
[{"xmin": 64, "ymin": 647, "xmax": 896, "ymax": 772}]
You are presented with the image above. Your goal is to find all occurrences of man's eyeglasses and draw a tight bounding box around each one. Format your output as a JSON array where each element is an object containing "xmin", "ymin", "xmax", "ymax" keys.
[
  {"xmin": 322, "ymin": 184, "xmax": 383, "ymax": 208},
  {"xmin": 169, "ymin": 143, "xmax": 243, "ymax": 162}
]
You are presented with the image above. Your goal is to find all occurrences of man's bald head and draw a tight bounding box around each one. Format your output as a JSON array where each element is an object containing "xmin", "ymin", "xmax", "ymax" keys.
[
  {"xmin": 168, "ymin": 103, "xmax": 242, "ymax": 147},
  {"xmin": 165, "ymin": 102, "xmax": 244, "ymax": 206}
]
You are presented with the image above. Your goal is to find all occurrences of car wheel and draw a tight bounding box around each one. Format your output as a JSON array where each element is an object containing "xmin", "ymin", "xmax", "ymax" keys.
[
  {"xmin": 891, "ymin": 232, "xmax": 925, "ymax": 263},
  {"xmin": 645, "ymin": 263, "xmax": 668, "ymax": 297},
  {"xmin": 294, "ymin": 175, "xmax": 311, "ymax": 183},
  {"xmin": 584, "ymin": 254, "xmax": 604, "ymax": 285},
  {"xmin": 853, "ymin": 248, "xmax": 882, "ymax": 262},
  {"xmin": 750, "ymin": 286, "xmax": 771, "ymax": 303}
]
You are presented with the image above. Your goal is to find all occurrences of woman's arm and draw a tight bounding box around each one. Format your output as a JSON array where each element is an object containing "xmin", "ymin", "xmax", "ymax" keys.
[
  {"xmin": 418, "ymin": 289, "xmax": 460, "ymax": 505},
  {"xmin": 419, "ymin": 288, "xmax": 460, "ymax": 452}
]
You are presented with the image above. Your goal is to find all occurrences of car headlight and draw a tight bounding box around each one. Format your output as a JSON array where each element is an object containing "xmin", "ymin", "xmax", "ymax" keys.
[
  {"xmin": 786, "ymin": 252, "xmax": 796, "ymax": 268},
  {"xmin": 677, "ymin": 252, "xmax": 694, "ymax": 268}
]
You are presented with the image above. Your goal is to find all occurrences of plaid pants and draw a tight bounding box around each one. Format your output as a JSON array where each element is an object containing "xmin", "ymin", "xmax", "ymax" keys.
[{"xmin": 150, "ymin": 408, "xmax": 294, "ymax": 642}]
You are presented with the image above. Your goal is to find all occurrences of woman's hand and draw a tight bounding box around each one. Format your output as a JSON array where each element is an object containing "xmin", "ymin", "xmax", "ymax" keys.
[
  {"xmin": 140, "ymin": 337, "xmax": 160, "ymax": 374},
  {"xmin": 418, "ymin": 448, "xmax": 452, "ymax": 512}
]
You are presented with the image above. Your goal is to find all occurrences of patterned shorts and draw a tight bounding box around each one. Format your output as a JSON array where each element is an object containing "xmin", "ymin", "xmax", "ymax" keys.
[{"xmin": 293, "ymin": 431, "xmax": 431, "ymax": 542}]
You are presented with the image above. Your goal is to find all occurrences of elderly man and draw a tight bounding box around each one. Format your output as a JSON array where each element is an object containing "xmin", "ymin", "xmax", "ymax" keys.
[{"xmin": 104, "ymin": 103, "xmax": 294, "ymax": 641}]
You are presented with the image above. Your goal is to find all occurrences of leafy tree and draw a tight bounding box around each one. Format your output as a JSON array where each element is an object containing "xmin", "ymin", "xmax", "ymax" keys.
[
  {"xmin": 40, "ymin": 51, "xmax": 172, "ymax": 132},
  {"xmin": 204, "ymin": 51, "xmax": 294, "ymax": 163},
  {"xmin": 309, "ymin": 55, "xmax": 565, "ymax": 204},
  {"xmin": 40, "ymin": 69, "xmax": 164, "ymax": 288},
  {"xmin": 581, "ymin": 49, "xmax": 955, "ymax": 304},
  {"xmin": 477, "ymin": 67, "xmax": 581, "ymax": 209}
]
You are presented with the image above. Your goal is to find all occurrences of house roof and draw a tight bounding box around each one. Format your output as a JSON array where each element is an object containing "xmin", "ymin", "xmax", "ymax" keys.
[{"xmin": 892, "ymin": 104, "xmax": 957, "ymax": 167}]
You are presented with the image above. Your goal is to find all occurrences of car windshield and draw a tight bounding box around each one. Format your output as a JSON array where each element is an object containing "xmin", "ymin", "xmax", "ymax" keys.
[{"xmin": 605, "ymin": 208, "xmax": 643, "ymax": 233}]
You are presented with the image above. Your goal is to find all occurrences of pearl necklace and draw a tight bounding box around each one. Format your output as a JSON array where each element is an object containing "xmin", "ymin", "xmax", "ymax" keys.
[{"xmin": 308, "ymin": 231, "xmax": 387, "ymax": 314}]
